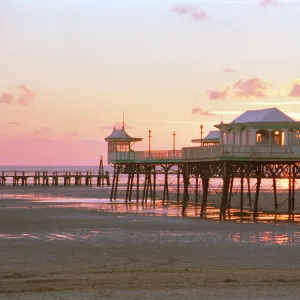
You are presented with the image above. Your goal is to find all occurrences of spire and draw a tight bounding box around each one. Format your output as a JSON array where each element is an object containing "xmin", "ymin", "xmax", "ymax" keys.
[{"xmin": 122, "ymin": 112, "xmax": 125, "ymax": 129}]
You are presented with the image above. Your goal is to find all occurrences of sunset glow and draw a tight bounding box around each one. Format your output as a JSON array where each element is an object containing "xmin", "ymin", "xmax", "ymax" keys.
[{"xmin": 1, "ymin": 0, "xmax": 300, "ymax": 165}]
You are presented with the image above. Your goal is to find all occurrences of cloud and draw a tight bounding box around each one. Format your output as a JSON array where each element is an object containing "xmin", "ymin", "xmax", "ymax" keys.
[
  {"xmin": 192, "ymin": 108, "xmax": 216, "ymax": 116},
  {"xmin": 0, "ymin": 93, "xmax": 14, "ymax": 104},
  {"xmin": 171, "ymin": 4, "xmax": 208, "ymax": 20},
  {"xmin": 18, "ymin": 84, "xmax": 36, "ymax": 105},
  {"xmin": 207, "ymin": 87, "xmax": 229, "ymax": 100},
  {"xmin": 33, "ymin": 127, "xmax": 53, "ymax": 135},
  {"xmin": 233, "ymin": 77, "xmax": 271, "ymax": 98},
  {"xmin": 221, "ymin": 67, "xmax": 236, "ymax": 73},
  {"xmin": 8, "ymin": 121, "xmax": 20, "ymax": 125},
  {"xmin": 100, "ymin": 122, "xmax": 132, "ymax": 130},
  {"xmin": 259, "ymin": 0, "xmax": 278, "ymax": 7},
  {"xmin": 289, "ymin": 82, "xmax": 300, "ymax": 97}
]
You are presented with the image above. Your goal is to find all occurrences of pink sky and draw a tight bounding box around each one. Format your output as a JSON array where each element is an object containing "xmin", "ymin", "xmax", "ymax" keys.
[{"xmin": 1, "ymin": 0, "xmax": 300, "ymax": 165}]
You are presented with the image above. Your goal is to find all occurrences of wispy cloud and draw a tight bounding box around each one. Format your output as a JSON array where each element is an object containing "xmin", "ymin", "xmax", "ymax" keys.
[
  {"xmin": 33, "ymin": 127, "xmax": 53, "ymax": 135},
  {"xmin": 206, "ymin": 77, "xmax": 273, "ymax": 100},
  {"xmin": 192, "ymin": 108, "xmax": 216, "ymax": 116},
  {"xmin": 207, "ymin": 87, "xmax": 229, "ymax": 100},
  {"xmin": 259, "ymin": 0, "xmax": 279, "ymax": 7},
  {"xmin": 289, "ymin": 82, "xmax": 300, "ymax": 97},
  {"xmin": 0, "ymin": 93, "xmax": 14, "ymax": 104},
  {"xmin": 1, "ymin": 85, "xmax": 36, "ymax": 106},
  {"xmin": 233, "ymin": 77, "xmax": 271, "ymax": 98},
  {"xmin": 221, "ymin": 67, "xmax": 236, "ymax": 73},
  {"xmin": 18, "ymin": 84, "xmax": 36, "ymax": 105},
  {"xmin": 171, "ymin": 4, "xmax": 208, "ymax": 20},
  {"xmin": 8, "ymin": 121, "xmax": 20, "ymax": 125}
]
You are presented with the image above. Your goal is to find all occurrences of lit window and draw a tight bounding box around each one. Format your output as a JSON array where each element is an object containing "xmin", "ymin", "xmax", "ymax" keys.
[{"xmin": 256, "ymin": 133, "xmax": 262, "ymax": 143}]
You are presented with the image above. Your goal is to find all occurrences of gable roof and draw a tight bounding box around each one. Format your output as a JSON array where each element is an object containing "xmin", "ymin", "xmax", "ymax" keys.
[
  {"xmin": 231, "ymin": 107, "xmax": 294, "ymax": 124},
  {"xmin": 105, "ymin": 128, "xmax": 142, "ymax": 142}
]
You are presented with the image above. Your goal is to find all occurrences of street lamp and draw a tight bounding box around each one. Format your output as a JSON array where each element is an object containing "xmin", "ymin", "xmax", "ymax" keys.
[
  {"xmin": 200, "ymin": 125, "xmax": 203, "ymax": 146},
  {"xmin": 172, "ymin": 131, "xmax": 176, "ymax": 154},
  {"xmin": 148, "ymin": 129, "xmax": 152, "ymax": 157}
]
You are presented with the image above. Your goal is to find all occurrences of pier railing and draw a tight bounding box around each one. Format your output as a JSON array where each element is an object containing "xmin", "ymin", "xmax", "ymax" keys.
[
  {"xmin": 108, "ymin": 150, "xmax": 182, "ymax": 162},
  {"xmin": 182, "ymin": 144, "xmax": 299, "ymax": 160},
  {"xmin": 108, "ymin": 144, "xmax": 300, "ymax": 163}
]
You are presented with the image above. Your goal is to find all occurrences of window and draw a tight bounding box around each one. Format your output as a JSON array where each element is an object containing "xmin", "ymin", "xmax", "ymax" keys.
[{"xmin": 256, "ymin": 133, "xmax": 262, "ymax": 143}]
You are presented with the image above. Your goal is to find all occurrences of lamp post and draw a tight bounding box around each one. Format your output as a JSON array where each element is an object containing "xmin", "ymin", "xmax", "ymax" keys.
[
  {"xmin": 200, "ymin": 124, "xmax": 203, "ymax": 146},
  {"xmin": 148, "ymin": 129, "xmax": 152, "ymax": 157},
  {"xmin": 172, "ymin": 131, "xmax": 176, "ymax": 154}
]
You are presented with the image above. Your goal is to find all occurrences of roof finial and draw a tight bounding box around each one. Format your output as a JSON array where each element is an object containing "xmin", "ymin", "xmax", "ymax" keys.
[
  {"xmin": 221, "ymin": 112, "xmax": 223, "ymax": 123},
  {"xmin": 122, "ymin": 112, "xmax": 125, "ymax": 129}
]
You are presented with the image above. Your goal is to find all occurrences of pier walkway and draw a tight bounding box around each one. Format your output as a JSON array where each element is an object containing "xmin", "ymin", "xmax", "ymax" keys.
[{"xmin": 0, "ymin": 170, "xmax": 110, "ymax": 187}]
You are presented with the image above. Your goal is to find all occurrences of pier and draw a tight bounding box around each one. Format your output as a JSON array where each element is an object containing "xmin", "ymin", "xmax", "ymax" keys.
[
  {"xmin": 0, "ymin": 157, "xmax": 110, "ymax": 187},
  {"xmin": 106, "ymin": 108, "xmax": 300, "ymax": 222}
]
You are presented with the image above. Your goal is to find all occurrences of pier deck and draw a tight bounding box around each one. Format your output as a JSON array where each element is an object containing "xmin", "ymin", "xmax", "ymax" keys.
[{"xmin": 0, "ymin": 171, "xmax": 110, "ymax": 187}]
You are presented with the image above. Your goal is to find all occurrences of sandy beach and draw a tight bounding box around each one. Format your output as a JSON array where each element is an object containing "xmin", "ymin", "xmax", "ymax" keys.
[{"xmin": 1, "ymin": 186, "xmax": 300, "ymax": 299}]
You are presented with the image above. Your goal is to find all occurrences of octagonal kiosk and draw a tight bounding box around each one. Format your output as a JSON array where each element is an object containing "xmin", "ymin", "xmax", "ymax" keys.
[{"xmin": 105, "ymin": 128, "xmax": 143, "ymax": 164}]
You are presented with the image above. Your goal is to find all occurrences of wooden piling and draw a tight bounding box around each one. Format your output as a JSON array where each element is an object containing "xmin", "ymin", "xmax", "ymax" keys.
[
  {"xmin": 219, "ymin": 162, "xmax": 230, "ymax": 220},
  {"xmin": 272, "ymin": 177, "xmax": 278, "ymax": 213},
  {"xmin": 240, "ymin": 176, "xmax": 244, "ymax": 214},
  {"xmin": 253, "ymin": 177, "xmax": 261, "ymax": 220},
  {"xmin": 200, "ymin": 178, "xmax": 209, "ymax": 218},
  {"xmin": 177, "ymin": 166, "xmax": 180, "ymax": 203},
  {"xmin": 227, "ymin": 177, "xmax": 234, "ymax": 219},
  {"xmin": 195, "ymin": 174, "xmax": 199, "ymax": 204},
  {"xmin": 181, "ymin": 163, "xmax": 189, "ymax": 216}
]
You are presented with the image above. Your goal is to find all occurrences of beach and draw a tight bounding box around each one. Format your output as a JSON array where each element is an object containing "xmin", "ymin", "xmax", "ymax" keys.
[{"xmin": 1, "ymin": 186, "xmax": 300, "ymax": 299}]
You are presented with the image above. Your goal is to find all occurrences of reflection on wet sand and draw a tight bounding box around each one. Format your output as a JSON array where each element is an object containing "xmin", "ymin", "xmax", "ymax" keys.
[{"xmin": 2, "ymin": 191, "xmax": 300, "ymax": 223}]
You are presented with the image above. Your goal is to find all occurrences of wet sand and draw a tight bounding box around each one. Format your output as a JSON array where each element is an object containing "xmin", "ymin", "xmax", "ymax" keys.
[{"xmin": 1, "ymin": 187, "xmax": 300, "ymax": 299}]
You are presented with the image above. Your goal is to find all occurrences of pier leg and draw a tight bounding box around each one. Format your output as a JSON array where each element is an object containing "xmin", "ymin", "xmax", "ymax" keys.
[
  {"xmin": 219, "ymin": 162, "xmax": 229, "ymax": 221},
  {"xmin": 125, "ymin": 171, "xmax": 131, "ymax": 203},
  {"xmin": 181, "ymin": 163, "xmax": 189, "ymax": 216},
  {"xmin": 114, "ymin": 168, "xmax": 120, "ymax": 201},
  {"xmin": 142, "ymin": 173, "xmax": 147, "ymax": 204},
  {"xmin": 247, "ymin": 177, "xmax": 251, "ymax": 207},
  {"xmin": 288, "ymin": 165, "xmax": 292, "ymax": 221},
  {"xmin": 273, "ymin": 177, "xmax": 278, "ymax": 214},
  {"xmin": 177, "ymin": 166, "xmax": 180, "ymax": 203},
  {"xmin": 227, "ymin": 177, "xmax": 234, "ymax": 219},
  {"xmin": 129, "ymin": 171, "xmax": 134, "ymax": 202},
  {"xmin": 148, "ymin": 171, "xmax": 153, "ymax": 202},
  {"xmin": 110, "ymin": 167, "xmax": 116, "ymax": 201},
  {"xmin": 153, "ymin": 169, "xmax": 156, "ymax": 204},
  {"xmin": 240, "ymin": 176, "xmax": 244, "ymax": 215},
  {"xmin": 136, "ymin": 166, "xmax": 140, "ymax": 202},
  {"xmin": 195, "ymin": 174, "xmax": 199, "ymax": 204},
  {"xmin": 292, "ymin": 164, "xmax": 296, "ymax": 221},
  {"xmin": 253, "ymin": 177, "xmax": 261, "ymax": 220},
  {"xmin": 200, "ymin": 178, "xmax": 209, "ymax": 218},
  {"xmin": 162, "ymin": 171, "xmax": 169, "ymax": 204}
]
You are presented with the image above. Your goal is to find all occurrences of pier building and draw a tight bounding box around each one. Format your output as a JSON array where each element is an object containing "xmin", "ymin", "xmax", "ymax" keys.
[{"xmin": 106, "ymin": 107, "xmax": 300, "ymax": 222}]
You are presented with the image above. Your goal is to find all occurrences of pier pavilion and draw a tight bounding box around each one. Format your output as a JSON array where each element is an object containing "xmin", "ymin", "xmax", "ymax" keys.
[{"xmin": 105, "ymin": 107, "xmax": 300, "ymax": 221}]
